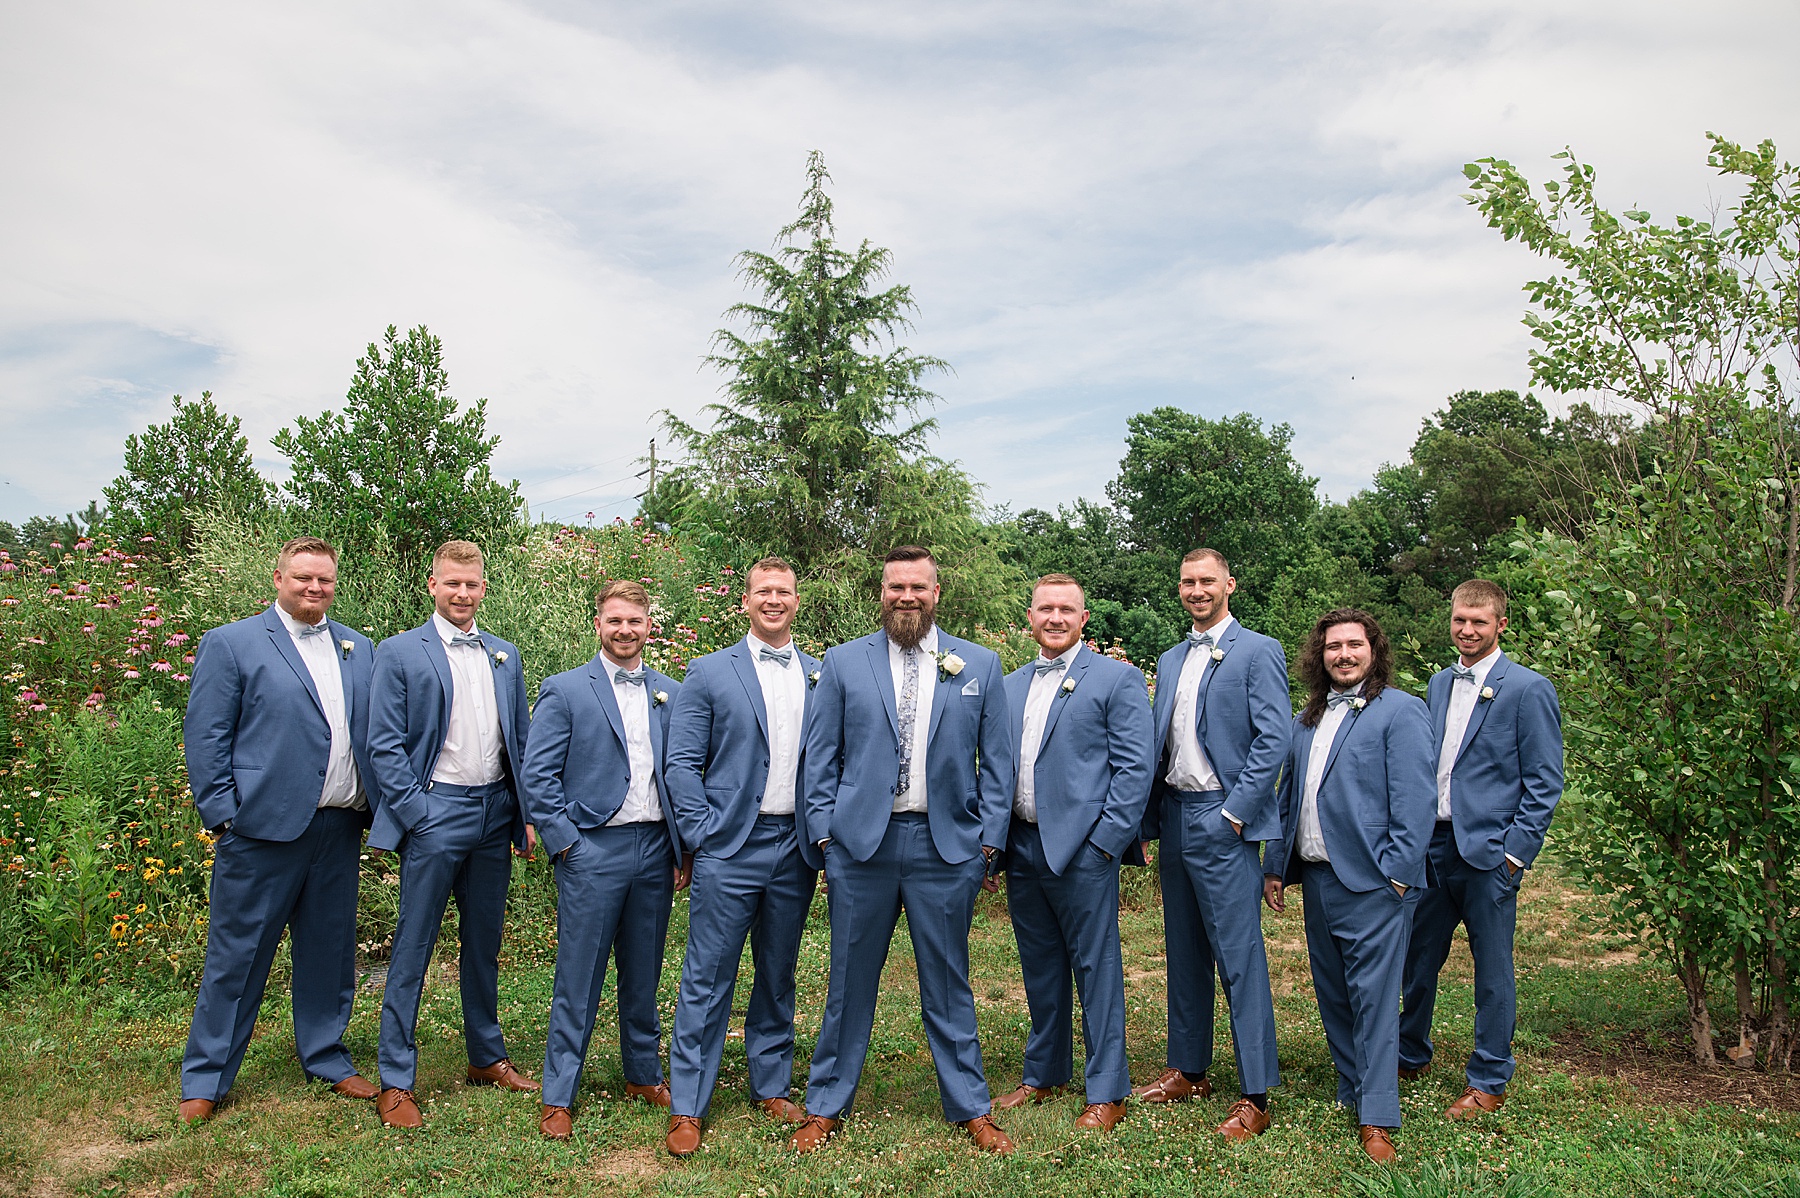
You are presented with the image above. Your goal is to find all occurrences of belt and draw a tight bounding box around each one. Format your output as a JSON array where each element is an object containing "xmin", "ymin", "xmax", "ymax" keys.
[
  {"xmin": 756, "ymin": 812, "xmax": 796, "ymax": 823},
  {"xmin": 1166, "ymin": 788, "xmax": 1227, "ymax": 803},
  {"xmin": 426, "ymin": 780, "xmax": 508, "ymax": 797}
]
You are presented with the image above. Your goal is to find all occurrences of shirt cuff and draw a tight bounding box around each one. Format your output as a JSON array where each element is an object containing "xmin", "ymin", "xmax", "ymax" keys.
[
  {"xmin": 1505, "ymin": 853, "xmax": 1525, "ymax": 869},
  {"xmin": 1389, "ymin": 878, "xmax": 1406, "ymax": 889},
  {"xmin": 1221, "ymin": 808, "xmax": 1241, "ymax": 825}
]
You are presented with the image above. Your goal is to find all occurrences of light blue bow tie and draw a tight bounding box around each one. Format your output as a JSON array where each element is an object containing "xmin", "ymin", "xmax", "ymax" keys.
[
  {"xmin": 758, "ymin": 646, "xmax": 793, "ymax": 666},
  {"xmin": 1450, "ymin": 665, "xmax": 1478, "ymax": 683},
  {"xmin": 1033, "ymin": 657, "xmax": 1067, "ymax": 675},
  {"xmin": 614, "ymin": 668, "xmax": 646, "ymax": 685},
  {"xmin": 296, "ymin": 621, "xmax": 330, "ymax": 639},
  {"xmin": 1327, "ymin": 690, "xmax": 1361, "ymax": 709},
  {"xmin": 1187, "ymin": 630, "xmax": 1215, "ymax": 648},
  {"xmin": 449, "ymin": 631, "xmax": 483, "ymax": 649}
]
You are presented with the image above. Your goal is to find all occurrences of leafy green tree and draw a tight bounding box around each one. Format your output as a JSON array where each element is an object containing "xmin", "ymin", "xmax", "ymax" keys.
[
  {"xmin": 272, "ymin": 326, "xmax": 523, "ymax": 573},
  {"xmin": 1476, "ymin": 134, "xmax": 1800, "ymax": 1068},
  {"xmin": 658, "ymin": 152, "xmax": 1022, "ymax": 639},
  {"xmin": 102, "ymin": 392, "xmax": 273, "ymax": 556}
]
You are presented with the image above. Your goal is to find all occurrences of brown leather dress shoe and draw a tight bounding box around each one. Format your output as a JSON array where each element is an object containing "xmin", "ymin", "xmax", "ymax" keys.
[
  {"xmin": 1132, "ymin": 1067, "xmax": 1212, "ymax": 1104},
  {"xmin": 758, "ymin": 1095, "xmax": 806, "ymax": 1123},
  {"xmin": 1445, "ymin": 1086, "xmax": 1505, "ymax": 1119},
  {"xmin": 625, "ymin": 1080, "xmax": 672, "ymax": 1108},
  {"xmin": 467, "ymin": 1059, "xmax": 541, "ymax": 1092},
  {"xmin": 178, "ymin": 1098, "xmax": 215, "ymax": 1125},
  {"xmin": 959, "ymin": 1113, "xmax": 1015, "ymax": 1154},
  {"xmin": 1359, "ymin": 1125, "xmax": 1397, "ymax": 1163},
  {"xmin": 1074, "ymin": 1101, "xmax": 1127, "ymax": 1131},
  {"xmin": 540, "ymin": 1104, "xmax": 573, "ymax": 1140},
  {"xmin": 329, "ymin": 1074, "xmax": 380, "ymax": 1101},
  {"xmin": 378, "ymin": 1088, "xmax": 424, "ymax": 1129},
  {"xmin": 789, "ymin": 1114, "xmax": 840, "ymax": 1153},
  {"xmin": 666, "ymin": 1114, "xmax": 702, "ymax": 1157},
  {"xmin": 1398, "ymin": 1063, "xmax": 1430, "ymax": 1082},
  {"xmin": 1217, "ymin": 1097, "xmax": 1272, "ymax": 1140},
  {"xmin": 992, "ymin": 1082, "xmax": 1067, "ymax": 1110}
]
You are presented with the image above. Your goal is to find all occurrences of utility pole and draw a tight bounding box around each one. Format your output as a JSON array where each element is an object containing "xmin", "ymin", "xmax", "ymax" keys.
[{"xmin": 634, "ymin": 439, "xmax": 657, "ymax": 500}]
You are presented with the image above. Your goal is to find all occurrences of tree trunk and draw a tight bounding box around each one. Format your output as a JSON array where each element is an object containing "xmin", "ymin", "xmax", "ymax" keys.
[
  {"xmin": 1731, "ymin": 942, "xmax": 1758, "ymax": 1068},
  {"xmin": 1678, "ymin": 948, "xmax": 1717, "ymax": 1065}
]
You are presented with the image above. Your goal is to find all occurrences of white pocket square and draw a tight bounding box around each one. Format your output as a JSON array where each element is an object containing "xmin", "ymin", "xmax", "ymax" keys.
[{"xmin": 962, "ymin": 677, "xmax": 980, "ymax": 696}]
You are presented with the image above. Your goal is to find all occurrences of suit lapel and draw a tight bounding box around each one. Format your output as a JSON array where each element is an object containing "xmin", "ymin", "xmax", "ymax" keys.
[
  {"xmin": 1318, "ymin": 693, "xmax": 1367, "ymax": 788},
  {"xmin": 1037, "ymin": 646, "xmax": 1086, "ymax": 749},
  {"xmin": 586, "ymin": 655, "xmax": 629, "ymax": 752},
  {"xmin": 1156, "ymin": 643, "xmax": 1186, "ymax": 745},
  {"xmin": 1429, "ymin": 669, "xmax": 1451, "ymax": 745},
  {"xmin": 329, "ymin": 621, "xmax": 356, "ymax": 723},
  {"xmin": 262, "ymin": 607, "xmax": 326, "ymax": 721},
  {"xmin": 926, "ymin": 636, "xmax": 956, "ymax": 747},
  {"xmin": 1194, "ymin": 620, "xmax": 1240, "ymax": 738},
  {"xmin": 1005, "ymin": 665, "xmax": 1031, "ymax": 755},
  {"xmin": 421, "ymin": 626, "xmax": 454, "ymax": 723},
  {"xmin": 865, "ymin": 634, "xmax": 901, "ymax": 741},
  {"xmin": 1456, "ymin": 653, "xmax": 1510, "ymax": 763},
  {"xmin": 729, "ymin": 642, "xmax": 771, "ymax": 743}
]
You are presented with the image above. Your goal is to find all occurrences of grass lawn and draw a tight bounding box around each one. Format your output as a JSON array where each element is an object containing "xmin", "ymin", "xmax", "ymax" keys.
[{"xmin": 3, "ymin": 862, "xmax": 1797, "ymax": 1197}]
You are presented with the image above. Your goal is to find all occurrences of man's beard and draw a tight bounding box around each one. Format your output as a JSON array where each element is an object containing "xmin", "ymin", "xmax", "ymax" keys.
[{"xmin": 882, "ymin": 602, "xmax": 936, "ymax": 650}]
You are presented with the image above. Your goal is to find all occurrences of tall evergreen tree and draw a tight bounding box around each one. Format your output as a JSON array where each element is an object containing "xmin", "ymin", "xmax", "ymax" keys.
[{"xmin": 103, "ymin": 392, "xmax": 273, "ymax": 555}]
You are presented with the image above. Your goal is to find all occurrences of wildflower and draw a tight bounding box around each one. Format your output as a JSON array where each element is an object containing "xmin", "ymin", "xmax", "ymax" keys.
[{"xmin": 151, "ymin": 660, "xmax": 173, "ymax": 673}]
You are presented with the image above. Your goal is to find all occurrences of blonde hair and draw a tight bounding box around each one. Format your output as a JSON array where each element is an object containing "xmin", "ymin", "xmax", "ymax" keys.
[
  {"xmin": 431, "ymin": 540, "xmax": 485, "ymax": 574},
  {"xmin": 1451, "ymin": 579, "xmax": 1509, "ymax": 618},
  {"xmin": 275, "ymin": 536, "xmax": 338, "ymax": 570},
  {"xmin": 596, "ymin": 579, "xmax": 651, "ymax": 616}
]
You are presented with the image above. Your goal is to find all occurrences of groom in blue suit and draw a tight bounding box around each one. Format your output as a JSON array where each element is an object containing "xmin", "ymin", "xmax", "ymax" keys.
[
  {"xmin": 524, "ymin": 579, "xmax": 688, "ymax": 1141},
  {"xmin": 366, "ymin": 540, "xmax": 538, "ymax": 1129},
  {"xmin": 1400, "ymin": 580, "xmax": 1563, "ymax": 1120},
  {"xmin": 790, "ymin": 546, "xmax": 1017, "ymax": 1155},
  {"xmin": 1263, "ymin": 608, "xmax": 1435, "ymax": 1163},
  {"xmin": 992, "ymin": 574, "xmax": 1152, "ymax": 1132},
  {"xmin": 178, "ymin": 536, "xmax": 378, "ymax": 1123},
  {"xmin": 1136, "ymin": 548, "xmax": 1290, "ymax": 1140},
  {"xmin": 662, "ymin": 555, "xmax": 822, "ymax": 1156}
]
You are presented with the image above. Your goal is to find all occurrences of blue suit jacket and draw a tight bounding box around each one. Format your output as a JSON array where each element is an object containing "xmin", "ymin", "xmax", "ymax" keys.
[
  {"xmin": 802, "ymin": 631, "xmax": 1014, "ymax": 865},
  {"xmin": 183, "ymin": 605, "xmax": 375, "ymax": 842},
  {"xmin": 1141, "ymin": 620, "xmax": 1292, "ymax": 843},
  {"xmin": 1428, "ymin": 653, "xmax": 1564, "ymax": 870},
  {"xmin": 665, "ymin": 639, "xmax": 824, "ymax": 871},
  {"xmin": 1004, "ymin": 644, "xmax": 1154, "ymax": 874},
  {"xmin": 1264, "ymin": 688, "xmax": 1436, "ymax": 892},
  {"xmin": 365, "ymin": 621, "xmax": 531, "ymax": 852},
  {"xmin": 519, "ymin": 652, "xmax": 682, "ymax": 859}
]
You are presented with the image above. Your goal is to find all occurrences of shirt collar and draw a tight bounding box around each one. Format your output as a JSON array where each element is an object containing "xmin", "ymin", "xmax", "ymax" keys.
[
  {"xmin": 433, "ymin": 612, "xmax": 480, "ymax": 644},
  {"xmin": 1191, "ymin": 613, "xmax": 1235, "ymax": 642},
  {"xmin": 747, "ymin": 631, "xmax": 796, "ymax": 655},
  {"xmin": 1037, "ymin": 641, "xmax": 1082, "ymax": 669},
  {"xmin": 891, "ymin": 625, "xmax": 940, "ymax": 657},
  {"xmin": 275, "ymin": 604, "xmax": 327, "ymax": 639},
  {"xmin": 1461, "ymin": 646, "xmax": 1502, "ymax": 684}
]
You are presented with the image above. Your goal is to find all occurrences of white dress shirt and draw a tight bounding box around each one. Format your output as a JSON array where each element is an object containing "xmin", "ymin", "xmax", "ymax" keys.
[
  {"xmin": 430, "ymin": 613, "xmax": 506, "ymax": 786},
  {"xmin": 605, "ymin": 656, "xmax": 663, "ymax": 825},
  {"xmin": 1014, "ymin": 642, "xmax": 1081, "ymax": 823},
  {"xmin": 1165, "ymin": 616, "xmax": 1242, "ymax": 824},
  {"xmin": 274, "ymin": 604, "xmax": 365, "ymax": 810},
  {"xmin": 749, "ymin": 633, "xmax": 806, "ymax": 815},
  {"xmin": 890, "ymin": 625, "xmax": 939, "ymax": 814},
  {"xmin": 1436, "ymin": 646, "xmax": 1500, "ymax": 821},
  {"xmin": 1297, "ymin": 686, "xmax": 1361, "ymax": 863}
]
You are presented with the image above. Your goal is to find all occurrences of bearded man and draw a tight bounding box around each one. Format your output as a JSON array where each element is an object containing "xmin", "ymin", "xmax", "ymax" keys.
[{"xmin": 788, "ymin": 546, "xmax": 1016, "ymax": 1155}]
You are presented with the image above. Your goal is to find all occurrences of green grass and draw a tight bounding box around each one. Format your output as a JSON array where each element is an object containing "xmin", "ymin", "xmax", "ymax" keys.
[{"xmin": 3, "ymin": 867, "xmax": 1797, "ymax": 1197}]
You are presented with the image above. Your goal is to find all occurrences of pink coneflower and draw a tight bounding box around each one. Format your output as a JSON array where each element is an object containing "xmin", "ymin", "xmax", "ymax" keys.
[
  {"xmin": 151, "ymin": 660, "xmax": 173, "ymax": 673},
  {"xmin": 123, "ymin": 669, "xmax": 141, "ymax": 680}
]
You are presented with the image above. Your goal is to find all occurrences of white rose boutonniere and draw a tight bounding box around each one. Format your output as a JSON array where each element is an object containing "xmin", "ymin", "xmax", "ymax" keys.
[
  {"xmin": 1059, "ymin": 677, "xmax": 1077, "ymax": 695},
  {"xmin": 492, "ymin": 650, "xmax": 509, "ymax": 667},
  {"xmin": 808, "ymin": 669, "xmax": 821, "ymax": 689},
  {"xmin": 1210, "ymin": 647, "xmax": 1225, "ymax": 663},
  {"xmin": 339, "ymin": 639, "xmax": 354, "ymax": 659},
  {"xmin": 653, "ymin": 690, "xmax": 669, "ymax": 706},
  {"xmin": 936, "ymin": 651, "xmax": 966, "ymax": 680},
  {"xmin": 1351, "ymin": 697, "xmax": 1368, "ymax": 711},
  {"xmin": 1479, "ymin": 686, "xmax": 1495, "ymax": 702}
]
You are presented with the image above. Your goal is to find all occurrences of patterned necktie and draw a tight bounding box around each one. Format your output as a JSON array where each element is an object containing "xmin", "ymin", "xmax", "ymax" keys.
[
  {"xmin": 614, "ymin": 668, "xmax": 646, "ymax": 685},
  {"xmin": 1032, "ymin": 657, "xmax": 1066, "ymax": 675},
  {"xmin": 894, "ymin": 647, "xmax": 920, "ymax": 796},
  {"xmin": 758, "ymin": 645, "xmax": 793, "ymax": 667},
  {"xmin": 1327, "ymin": 690, "xmax": 1360, "ymax": 709},
  {"xmin": 1187, "ymin": 630, "xmax": 1215, "ymax": 648},
  {"xmin": 449, "ymin": 631, "xmax": 483, "ymax": 649},
  {"xmin": 296, "ymin": 621, "xmax": 329, "ymax": 640},
  {"xmin": 1450, "ymin": 665, "xmax": 1478, "ymax": 684}
]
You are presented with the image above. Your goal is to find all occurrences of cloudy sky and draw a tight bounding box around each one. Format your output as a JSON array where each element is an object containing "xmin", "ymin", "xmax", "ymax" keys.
[{"xmin": 3, "ymin": 0, "xmax": 1796, "ymax": 527}]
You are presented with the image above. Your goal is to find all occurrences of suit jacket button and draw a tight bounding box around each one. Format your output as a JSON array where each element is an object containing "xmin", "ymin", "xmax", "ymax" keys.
[{"xmin": 318, "ymin": 769, "xmax": 326, "ymax": 777}]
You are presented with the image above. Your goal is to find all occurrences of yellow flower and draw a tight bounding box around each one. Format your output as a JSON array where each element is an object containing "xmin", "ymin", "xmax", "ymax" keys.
[
  {"xmin": 109, "ymin": 925, "xmax": 125, "ymax": 940},
  {"xmin": 142, "ymin": 867, "xmax": 162, "ymax": 881},
  {"xmin": 135, "ymin": 903, "xmax": 146, "ymax": 913}
]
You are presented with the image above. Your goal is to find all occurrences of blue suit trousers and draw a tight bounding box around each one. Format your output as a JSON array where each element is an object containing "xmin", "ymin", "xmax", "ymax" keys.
[
  {"xmin": 805, "ymin": 813, "xmax": 990, "ymax": 1123},
  {"xmin": 1400, "ymin": 822, "xmax": 1521, "ymax": 1094},
  {"xmin": 181, "ymin": 808, "xmax": 364, "ymax": 1101},
  {"xmin": 1300, "ymin": 862, "xmax": 1415, "ymax": 1128},
  {"xmin": 669, "ymin": 814, "xmax": 817, "ymax": 1117},
  {"xmin": 541, "ymin": 822, "xmax": 675, "ymax": 1108},
  {"xmin": 1158, "ymin": 791, "xmax": 1280, "ymax": 1093},
  {"xmin": 1006, "ymin": 822, "xmax": 1130, "ymax": 1103},
  {"xmin": 377, "ymin": 780, "xmax": 516, "ymax": 1090}
]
